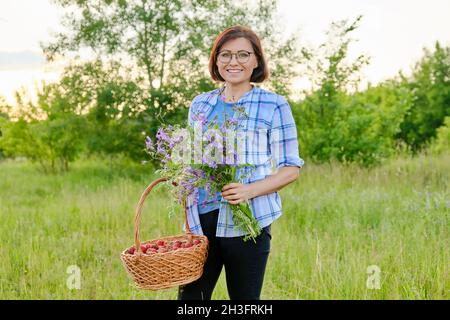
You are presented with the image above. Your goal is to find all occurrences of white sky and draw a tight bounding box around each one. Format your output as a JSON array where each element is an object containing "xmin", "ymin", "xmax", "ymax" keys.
[{"xmin": 0, "ymin": 0, "xmax": 449, "ymax": 104}]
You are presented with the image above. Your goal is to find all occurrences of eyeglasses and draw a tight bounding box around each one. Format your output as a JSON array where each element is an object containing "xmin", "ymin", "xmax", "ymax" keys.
[{"xmin": 217, "ymin": 50, "xmax": 254, "ymax": 64}]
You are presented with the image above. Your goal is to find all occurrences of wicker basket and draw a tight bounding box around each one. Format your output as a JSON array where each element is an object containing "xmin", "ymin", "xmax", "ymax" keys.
[{"xmin": 120, "ymin": 177, "xmax": 209, "ymax": 290}]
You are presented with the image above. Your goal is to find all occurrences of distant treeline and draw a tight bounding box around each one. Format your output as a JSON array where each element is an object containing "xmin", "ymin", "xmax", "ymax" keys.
[{"xmin": 0, "ymin": 1, "xmax": 448, "ymax": 173}]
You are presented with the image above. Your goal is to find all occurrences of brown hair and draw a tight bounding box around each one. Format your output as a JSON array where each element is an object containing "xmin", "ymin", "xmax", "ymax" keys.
[{"xmin": 209, "ymin": 25, "xmax": 269, "ymax": 83}]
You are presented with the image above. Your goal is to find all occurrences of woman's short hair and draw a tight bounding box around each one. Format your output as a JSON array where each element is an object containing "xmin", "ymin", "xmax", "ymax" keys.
[{"xmin": 209, "ymin": 25, "xmax": 269, "ymax": 83}]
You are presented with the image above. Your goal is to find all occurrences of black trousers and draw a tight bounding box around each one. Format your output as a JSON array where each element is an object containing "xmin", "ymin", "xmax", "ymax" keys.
[{"xmin": 177, "ymin": 208, "xmax": 272, "ymax": 300}]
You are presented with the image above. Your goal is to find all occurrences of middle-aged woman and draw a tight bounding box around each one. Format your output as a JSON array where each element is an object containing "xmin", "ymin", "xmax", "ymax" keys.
[{"xmin": 179, "ymin": 25, "xmax": 305, "ymax": 300}]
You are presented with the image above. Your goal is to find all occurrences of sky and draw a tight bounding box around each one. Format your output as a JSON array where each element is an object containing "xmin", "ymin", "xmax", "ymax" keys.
[{"xmin": 0, "ymin": 0, "xmax": 449, "ymax": 105}]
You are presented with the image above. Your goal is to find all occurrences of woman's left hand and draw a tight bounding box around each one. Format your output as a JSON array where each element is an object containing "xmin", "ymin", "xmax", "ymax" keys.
[{"xmin": 221, "ymin": 183, "xmax": 256, "ymax": 205}]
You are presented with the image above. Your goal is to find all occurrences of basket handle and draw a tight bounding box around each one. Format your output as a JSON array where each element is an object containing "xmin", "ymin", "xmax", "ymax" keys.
[{"xmin": 134, "ymin": 177, "xmax": 192, "ymax": 253}]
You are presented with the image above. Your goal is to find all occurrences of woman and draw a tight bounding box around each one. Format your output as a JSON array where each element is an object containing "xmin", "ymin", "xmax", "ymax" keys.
[{"xmin": 179, "ymin": 25, "xmax": 304, "ymax": 300}]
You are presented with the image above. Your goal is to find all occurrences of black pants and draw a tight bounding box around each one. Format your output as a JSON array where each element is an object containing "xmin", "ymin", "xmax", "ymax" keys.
[{"xmin": 177, "ymin": 208, "xmax": 271, "ymax": 300}]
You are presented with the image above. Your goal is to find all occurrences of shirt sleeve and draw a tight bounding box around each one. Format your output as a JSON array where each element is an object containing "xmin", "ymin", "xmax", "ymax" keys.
[
  {"xmin": 188, "ymin": 94, "xmax": 201, "ymax": 128},
  {"xmin": 188, "ymin": 99, "xmax": 195, "ymax": 127},
  {"xmin": 269, "ymin": 96, "xmax": 305, "ymax": 169}
]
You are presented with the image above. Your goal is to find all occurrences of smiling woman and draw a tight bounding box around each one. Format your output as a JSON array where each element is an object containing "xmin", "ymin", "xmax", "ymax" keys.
[
  {"xmin": 209, "ymin": 31, "xmax": 268, "ymax": 92},
  {"xmin": 179, "ymin": 25, "xmax": 305, "ymax": 301}
]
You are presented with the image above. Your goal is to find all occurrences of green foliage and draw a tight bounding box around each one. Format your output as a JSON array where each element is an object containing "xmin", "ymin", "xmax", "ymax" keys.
[
  {"xmin": 296, "ymin": 90, "xmax": 402, "ymax": 167},
  {"xmin": 295, "ymin": 16, "xmax": 392, "ymax": 167},
  {"xmin": 0, "ymin": 99, "xmax": 9, "ymax": 159},
  {"xmin": 2, "ymin": 3, "xmax": 448, "ymax": 170},
  {"xmin": 0, "ymin": 80, "xmax": 90, "ymax": 172},
  {"xmin": 294, "ymin": 17, "xmax": 450, "ymax": 167},
  {"xmin": 24, "ymin": 0, "xmax": 303, "ymax": 172},
  {"xmin": 396, "ymin": 42, "xmax": 450, "ymax": 152},
  {"xmin": 43, "ymin": 0, "xmax": 300, "ymax": 99},
  {"xmin": 0, "ymin": 97, "xmax": 86, "ymax": 173},
  {"xmin": 302, "ymin": 15, "xmax": 370, "ymax": 94},
  {"xmin": 429, "ymin": 116, "xmax": 450, "ymax": 154}
]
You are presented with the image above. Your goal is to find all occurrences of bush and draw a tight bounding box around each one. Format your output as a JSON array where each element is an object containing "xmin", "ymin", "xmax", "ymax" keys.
[
  {"xmin": 429, "ymin": 116, "xmax": 450, "ymax": 155},
  {"xmin": 0, "ymin": 115, "xmax": 86, "ymax": 173}
]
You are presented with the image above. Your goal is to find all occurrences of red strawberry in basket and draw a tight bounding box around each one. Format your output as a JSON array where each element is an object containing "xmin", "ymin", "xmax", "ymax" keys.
[
  {"xmin": 127, "ymin": 247, "xmax": 136, "ymax": 255},
  {"xmin": 193, "ymin": 239, "xmax": 201, "ymax": 246},
  {"xmin": 140, "ymin": 244, "xmax": 148, "ymax": 253},
  {"xmin": 173, "ymin": 241, "xmax": 182, "ymax": 249},
  {"xmin": 172, "ymin": 243, "xmax": 181, "ymax": 251},
  {"xmin": 156, "ymin": 240, "xmax": 166, "ymax": 247},
  {"xmin": 182, "ymin": 242, "xmax": 193, "ymax": 249}
]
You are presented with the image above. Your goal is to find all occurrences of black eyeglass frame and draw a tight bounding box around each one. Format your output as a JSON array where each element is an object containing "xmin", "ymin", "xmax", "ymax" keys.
[{"xmin": 217, "ymin": 50, "xmax": 255, "ymax": 63}]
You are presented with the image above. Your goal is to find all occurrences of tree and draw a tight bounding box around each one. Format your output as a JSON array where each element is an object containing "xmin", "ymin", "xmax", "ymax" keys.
[
  {"xmin": 40, "ymin": 60, "xmax": 154, "ymax": 162},
  {"xmin": 38, "ymin": 0, "xmax": 307, "ymax": 167},
  {"xmin": 0, "ymin": 96, "xmax": 10, "ymax": 159},
  {"xmin": 0, "ymin": 84, "xmax": 87, "ymax": 173},
  {"xmin": 429, "ymin": 116, "xmax": 450, "ymax": 155},
  {"xmin": 42, "ymin": 0, "xmax": 305, "ymax": 109},
  {"xmin": 396, "ymin": 41, "xmax": 450, "ymax": 152},
  {"xmin": 294, "ymin": 16, "xmax": 397, "ymax": 166}
]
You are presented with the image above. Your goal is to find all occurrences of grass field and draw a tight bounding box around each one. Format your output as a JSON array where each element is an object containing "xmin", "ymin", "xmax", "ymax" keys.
[{"xmin": 0, "ymin": 153, "xmax": 448, "ymax": 299}]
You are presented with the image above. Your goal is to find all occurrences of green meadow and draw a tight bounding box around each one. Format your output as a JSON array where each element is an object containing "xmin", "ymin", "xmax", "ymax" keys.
[{"xmin": 0, "ymin": 152, "xmax": 448, "ymax": 299}]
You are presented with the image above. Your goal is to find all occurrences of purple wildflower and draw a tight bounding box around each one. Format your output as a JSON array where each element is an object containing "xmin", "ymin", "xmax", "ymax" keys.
[
  {"xmin": 156, "ymin": 128, "xmax": 170, "ymax": 142},
  {"xmin": 156, "ymin": 140, "xmax": 166, "ymax": 155},
  {"xmin": 195, "ymin": 113, "xmax": 208, "ymax": 126},
  {"xmin": 227, "ymin": 118, "xmax": 238, "ymax": 126},
  {"xmin": 192, "ymin": 189, "xmax": 199, "ymax": 206},
  {"xmin": 220, "ymin": 122, "xmax": 227, "ymax": 134},
  {"xmin": 174, "ymin": 135, "xmax": 184, "ymax": 143},
  {"xmin": 204, "ymin": 131, "xmax": 214, "ymax": 143},
  {"xmin": 169, "ymin": 133, "xmax": 184, "ymax": 148},
  {"xmin": 145, "ymin": 136, "xmax": 154, "ymax": 151},
  {"xmin": 188, "ymin": 167, "xmax": 205, "ymax": 179},
  {"xmin": 180, "ymin": 179, "xmax": 196, "ymax": 197},
  {"xmin": 162, "ymin": 153, "xmax": 171, "ymax": 163}
]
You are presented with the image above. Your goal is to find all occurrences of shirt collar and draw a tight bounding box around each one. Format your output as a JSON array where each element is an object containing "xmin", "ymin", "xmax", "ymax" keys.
[{"xmin": 206, "ymin": 84, "xmax": 257, "ymax": 105}]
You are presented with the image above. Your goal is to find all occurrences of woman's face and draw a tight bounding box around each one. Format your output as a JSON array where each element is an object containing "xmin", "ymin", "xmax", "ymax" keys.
[{"xmin": 216, "ymin": 37, "xmax": 258, "ymax": 86}]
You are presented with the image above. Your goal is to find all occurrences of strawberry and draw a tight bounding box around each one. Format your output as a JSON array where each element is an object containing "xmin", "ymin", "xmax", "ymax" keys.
[
  {"xmin": 183, "ymin": 242, "xmax": 193, "ymax": 248},
  {"xmin": 173, "ymin": 242, "xmax": 182, "ymax": 250},
  {"xmin": 140, "ymin": 244, "xmax": 147, "ymax": 253},
  {"xmin": 173, "ymin": 241, "xmax": 182, "ymax": 249},
  {"xmin": 157, "ymin": 240, "xmax": 166, "ymax": 247},
  {"xmin": 127, "ymin": 247, "xmax": 136, "ymax": 254},
  {"xmin": 193, "ymin": 239, "xmax": 201, "ymax": 245}
]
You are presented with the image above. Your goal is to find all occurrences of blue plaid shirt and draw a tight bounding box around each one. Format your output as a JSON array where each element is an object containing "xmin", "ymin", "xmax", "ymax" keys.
[{"xmin": 184, "ymin": 85, "xmax": 305, "ymax": 237}]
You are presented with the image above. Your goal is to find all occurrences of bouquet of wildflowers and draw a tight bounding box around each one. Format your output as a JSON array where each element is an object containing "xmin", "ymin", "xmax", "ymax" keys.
[{"xmin": 145, "ymin": 105, "xmax": 262, "ymax": 242}]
